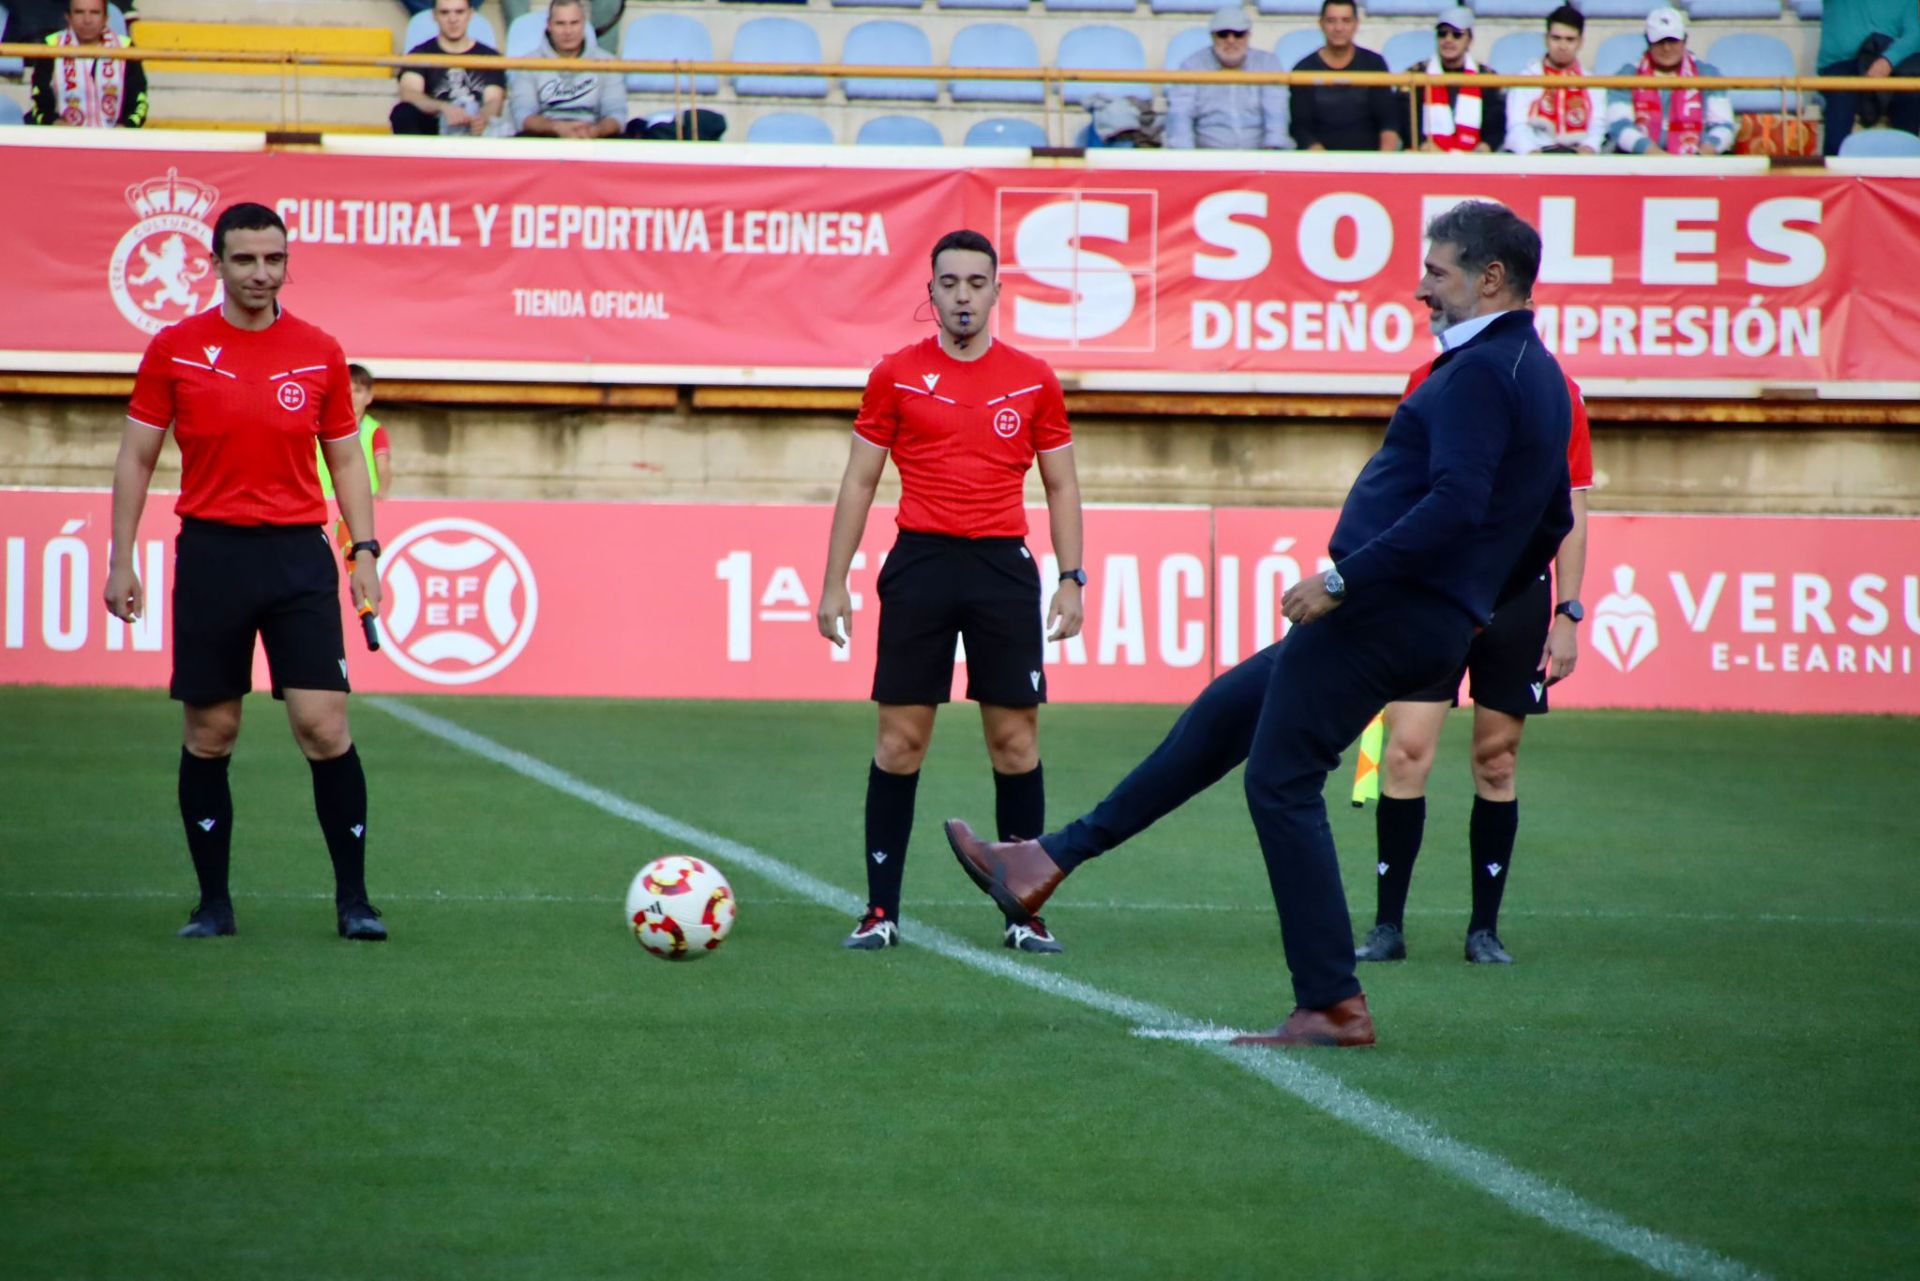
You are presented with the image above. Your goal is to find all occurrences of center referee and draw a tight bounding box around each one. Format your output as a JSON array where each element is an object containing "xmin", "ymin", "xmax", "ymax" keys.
[
  {"xmin": 817, "ymin": 229, "xmax": 1085, "ymax": 953},
  {"xmin": 103, "ymin": 202, "xmax": 388, "ymax": 942}
]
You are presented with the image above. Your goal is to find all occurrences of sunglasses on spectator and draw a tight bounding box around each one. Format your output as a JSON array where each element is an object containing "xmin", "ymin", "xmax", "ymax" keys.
[
  {"xmin": 1435, "ymin": 25, "xmax": 1468, "ymax": 37},
  {"xmin": 1214, "ymin": 29, "xmax": 1250, "ymax": 39}
]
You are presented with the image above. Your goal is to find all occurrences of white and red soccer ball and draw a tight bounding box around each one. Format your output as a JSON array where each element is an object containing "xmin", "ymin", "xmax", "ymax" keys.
[{"xmin": 625, "ymin": 856, "xmax": 736, "ymax": 960}]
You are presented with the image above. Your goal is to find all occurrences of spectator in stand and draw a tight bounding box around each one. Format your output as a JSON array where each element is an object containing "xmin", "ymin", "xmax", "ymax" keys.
[
  {"xmin": 1504, "ymin": 4, "xmax": 1605, "ymax": 155},
  {"xmin": 1412, "ymin": 6, "xmax": 1503, "ymax": 153},
  {"xmin": 1290, "ymin": 0, "xmax": 1401, "ymax": 152},
  {"xmin": 1816, "ymin": 0, "xmax": 1920, "ymax": 155},
  {"xmin": 391, "ymin": 0, "xmax": 508, "ymax": 137},
  {"xmin": 1605, "ymin": 8, "xmax": 1735, "ymax": 156},
  {"xmin": 509, "ymin": 0, "xmax": 626, "ymax": 138},
  {"xmin": 5, "ymin": 0, "xmax": 128, "ymax": 46},
  {"xmin": 504, "ymin": 0, "xmax": 625, "ymax": 55},
  {"xmin": 27, "ymin": 0, "xmax": 148, "ymax": 128},
  {"xmin": 1166, "ymin": 6, "xmax": 1291, "ymax": 151}
]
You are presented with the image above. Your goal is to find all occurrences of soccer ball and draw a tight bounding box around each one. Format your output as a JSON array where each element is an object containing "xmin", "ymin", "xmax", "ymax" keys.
[{"xmin": 625, "ymin": 855, "xmax": 736, "ymax": 960}]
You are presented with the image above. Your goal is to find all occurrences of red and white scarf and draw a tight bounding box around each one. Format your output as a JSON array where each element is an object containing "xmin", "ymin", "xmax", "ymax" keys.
[
  {"xmin": 52, "ymin": 27, "xmax": 127, "ymax": 128},
  {"xmin": 1527, "ymin": 58, "xmax": 1591, "ymax": 141},
  {"xmin": 1633, "ymin": 49, "xmax": 1704, "ymax": 154},
  {"xmin": 1421, "ymin": 57, "xmax": 1484, "ymax": 151}
]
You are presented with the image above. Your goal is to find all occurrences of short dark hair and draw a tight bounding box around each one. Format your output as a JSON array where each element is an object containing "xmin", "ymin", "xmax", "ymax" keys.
[
  {"xmin": 348, "ymin": 364, "xmax": 375, "ymax": 389},
  {"xmin": 1545, "ymin": 4, "xmax": 1585, "ymax": 33},
  {"xmin": 1320, "ymin": 0, "xmax": 1357, "ymax": 15},
  {"xmin": 1425, "ymin": 200, "xmax": 1541, "ymax": 300},
  {"xmin": 930, "ymin": 229, "xmax": 997, "ymax": 275},
  {"xmin": 211, "ymin": 203, "xmax": 287, "ymax": 258}
]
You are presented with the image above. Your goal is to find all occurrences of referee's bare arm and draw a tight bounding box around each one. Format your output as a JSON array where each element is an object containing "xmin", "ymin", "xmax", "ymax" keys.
[
  {"xmin": 321, "ymin": 435, "xmax": 383, "ymax": 614},
  {"xmin": 817, "ymin": 437, "xmax": 889, "ymax": 647},
  {"xmin": 1038, "ymin": 446, "xmax": 1085, "ymax": 641},
  {"xmin": 104, "ymin": 420, "xmax": 168, "ymax": 622}
]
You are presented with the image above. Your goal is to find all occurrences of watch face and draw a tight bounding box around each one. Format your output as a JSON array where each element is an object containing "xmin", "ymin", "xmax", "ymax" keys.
[{"xmin": 1558, "ymin": 601, "xmax": 1584, "ymax": 622}]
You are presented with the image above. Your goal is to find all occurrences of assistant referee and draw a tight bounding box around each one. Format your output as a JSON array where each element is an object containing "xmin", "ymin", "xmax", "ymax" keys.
[
  {"xmin": 817, "ymin": 229, "xmax": 1085, "ymax": 954},
  {"xmin": 103, "ymin": 202, "xmax": 388, "ymax": 942}
]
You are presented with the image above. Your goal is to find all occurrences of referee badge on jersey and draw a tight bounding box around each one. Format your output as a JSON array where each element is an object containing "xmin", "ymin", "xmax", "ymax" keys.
[
  {"xmin": 992, "ymin": 407, "xmax": 1021, "ymax": 438},
  {"xmin": 277, "ymin": 381, "xmax": 308, "ymax": 412}
]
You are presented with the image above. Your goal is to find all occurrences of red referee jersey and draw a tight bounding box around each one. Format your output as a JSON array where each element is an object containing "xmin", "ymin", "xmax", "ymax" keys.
[
  {"xmin": 853, "ymin": 336, "xmax": 1072, "ymax": 539},
  {"xmin": 1403, "ymin": 358, "xmax": 1594, "ymax": 490},
  {"xmin": 128, "ymin": 307, "xmax": 358, "ymax": 526}
]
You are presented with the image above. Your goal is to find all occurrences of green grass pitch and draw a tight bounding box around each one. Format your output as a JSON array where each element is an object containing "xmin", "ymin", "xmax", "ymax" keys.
[{"xmin": 3, "ymin": 687, "xmax": 1916, "ymax": 1280}]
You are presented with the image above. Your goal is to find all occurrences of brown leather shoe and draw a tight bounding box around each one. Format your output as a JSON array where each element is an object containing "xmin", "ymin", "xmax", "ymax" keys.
[
  {"xmin": 943, "ymin": 819, "xmax": 1066, "ymax": 919},
  {"xmin": 1230, "ymin": 994, "xmax": 1376, "ymax": 1048}
]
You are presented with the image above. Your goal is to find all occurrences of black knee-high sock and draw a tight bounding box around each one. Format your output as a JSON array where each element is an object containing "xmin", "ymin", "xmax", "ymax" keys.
[
  {"xmin": 1469, "ymin": 796, "xmax": 1519, "ymax": 934},
  {"xmin": 994, "ymin": 762, "xmax": 1044, "ymax": 842},
  {"xmin": 1373, "ymin": 795, "xmax": 1426, "ymax": 929},
  {"xmin": 179, "ymin": 748, "xmax": 233, "ymax": 907},
  {"xmin": 309, "ymin": 744, "xmax": 369, "ymax": 906},
  {"xmin": 864, "ymin": 762, "xmax": 918, "ymax": 921}
]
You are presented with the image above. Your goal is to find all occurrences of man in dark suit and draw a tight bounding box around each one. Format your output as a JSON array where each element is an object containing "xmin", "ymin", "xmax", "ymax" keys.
[{"xmin": 947, "ymin": 201, "xmax": 1572, "ymax": 1049}]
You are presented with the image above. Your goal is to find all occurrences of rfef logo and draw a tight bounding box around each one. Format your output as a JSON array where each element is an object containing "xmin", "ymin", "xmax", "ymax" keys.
[
  {"xmin": 377, "ymin": 518, "xmax": 538, "ymax": 685},
  {"xmin": 995, "ymin": 188, "xmax": 1157, "ymax": 352},
  {"xmin": 108, "ymin": 169, "xmax": 222, "ymax": 336}
]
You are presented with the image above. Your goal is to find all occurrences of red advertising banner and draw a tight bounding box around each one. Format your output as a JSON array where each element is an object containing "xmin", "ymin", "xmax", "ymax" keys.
[
  {"xmin": 4, "ymin": 490, "xmax": 1914, "ymax": 714},
  {"xmin": 5, "ymin": 140, "xmax": 1917, "ymax": 391}
]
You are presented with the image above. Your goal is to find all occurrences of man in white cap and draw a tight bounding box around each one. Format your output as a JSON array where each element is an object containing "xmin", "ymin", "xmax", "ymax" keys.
[
  {"xmin": 1605, "ymin": 6, "xmax": 1734, "ymax": 155},
  {"xmin": 1413, "ymin": 4, "xmax": 1504, "ymax": 152},
  {"xmin": 1504, "ymin": 4, "xmax": 1606, "ymax": 155},
  {"xmin": 1166, "ymin": 5, "xmax": 1292, "ymax": 150}
]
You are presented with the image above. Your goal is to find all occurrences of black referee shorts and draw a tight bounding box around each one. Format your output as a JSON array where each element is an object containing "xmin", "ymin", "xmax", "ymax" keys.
[
  {"xmin": 872, "ymin": 531, "xmax": 1046, "ymax": 707},
  {"xmin": 1401, "ymin": 573, "xmax": 1553, "ymax": 718},
  {"xmin": 170, "ymin": 518, "xmax": 351, "ymax": 704}
]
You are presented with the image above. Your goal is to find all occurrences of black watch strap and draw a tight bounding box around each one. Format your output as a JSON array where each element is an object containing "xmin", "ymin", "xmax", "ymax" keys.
[
  {"xmin": 349, "ymin": 540, "xmax": 381, "ymax": 560},
  {"xmin": 1059, "ymin": 568, "xmax": 1087, "ymax": 587}
]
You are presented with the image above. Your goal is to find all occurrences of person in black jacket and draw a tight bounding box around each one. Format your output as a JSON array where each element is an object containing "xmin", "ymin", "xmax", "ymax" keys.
[
  {"xmin": 26, "ymin": 0, "xmax": 147, "ymax": 128},
  {"xmin": 947, "ymin": 201, "xmax": 1573, "ymax": 1050},
  {"xmin": 1289, "ymin": 0, "xmax": 1401, "ymax": 151}
]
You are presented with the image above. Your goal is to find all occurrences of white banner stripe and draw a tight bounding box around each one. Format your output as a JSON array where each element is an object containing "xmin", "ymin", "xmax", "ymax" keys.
[{"xmin": 367, "ymin": 696, "xmax": 1766, "ymax": 1281}]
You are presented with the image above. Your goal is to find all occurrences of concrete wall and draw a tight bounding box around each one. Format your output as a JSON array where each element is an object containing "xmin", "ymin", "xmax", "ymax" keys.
[{"xmin": 6, "ymin": 394, "xmax": 1918, "ymax": 515}]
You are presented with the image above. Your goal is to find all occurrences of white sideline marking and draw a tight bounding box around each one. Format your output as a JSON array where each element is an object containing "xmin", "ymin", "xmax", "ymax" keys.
[
  {"xmin": 363, "ymin": 697, "xmax": 1763, "ymax": 1280},
  {"xmin": 1130, "ymin": 1026, "xmax": 1247, "ymax": 1042}
]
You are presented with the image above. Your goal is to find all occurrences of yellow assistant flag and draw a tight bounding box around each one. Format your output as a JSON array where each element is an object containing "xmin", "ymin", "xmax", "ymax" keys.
[{"xmin": 1351, "ymin": 712, "xmax": 1384, "ymax": 807}]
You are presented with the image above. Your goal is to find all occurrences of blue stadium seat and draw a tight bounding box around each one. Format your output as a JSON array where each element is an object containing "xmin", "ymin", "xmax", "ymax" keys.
[
  {"xmin": 964, "ymin": 116, "xmax": 1049, "ymax": 146},
  {"xmin": 938, "ymin": 0, "xmax": 1030, "ymax": 9},
  {"xmin": 0, "ymin": 95, "xmax": 22, "ymax": 125},
  {"xmin": 1707, "ymin": 32, "xmax": 1798, "ymax": 113},
  {"xmin": 623, "ymin": 14, "xmax": 719, "ymax": 94},
  {"xmin": 1837, "ymin": 127, "xmax": 1920, "ymax": 157},
  {"xmin": 833, "ymin": 0, "xmax": 923, "ymax": 7},
  {"xmin": 856, "ymin": 113, "xmax": 946, "ymax": 144},
  {"xmin": 108, "ymin": 3, "xmax": 126, "ymax": 37},
  {"xmin": 1591, "ymin": 32, "xmax": 1646, "ymax": 76},
  {"xmin": 0, "ymin": 2, "xmax": 20, "ymax": 77},
  {"xmin": 1791, "ymin": 0, "xmax": 1821, "ymax": 18},
  {"xmin": 1690, "ymin": 0, "xmax": 1784, "ymax": 18},
  {"xmin": 732, "ymin": 16, "xmax": 829, "ymax": 97},
  {"xmin": 842, "ymin": 20, "xmax": 938, "ymax": 100},
  {"xmin": 1274, "ymin": 28, "xmax": 1321, "ymax": 70},
  {"xmin": 1486, "ymin": 31, "xmax": 1540, "ymax": 76},
  {"xmin": 1256, "ymin": 0, "xmax": 1326, "ymax": 13},
  {"xmin": 1382, "ymin": 29, "xmax": 1436, "ymax": 71},
  {"xmin": 1165, "ymin": 26, "xmax": 1211, "ymax": 68},
  {"xmin": 405, "ymin": 9, "xmax": 499, "ymax": 52},
  {"xmin": 505, "ymin": 12, "xmax": 545, "ymax": 58},
  {"xmin": 1573, "ymin": 0, "xmax": 1660, "ymax": 17},
  {"xmin": 1151, "ymin": 0, "xmax": 1221, "ymax": 13},
  {"xmin": 1058, "ymin": 25, "xmax": 1150, "ymax": 104},
  {"xmin": 1363, "ymin": 0, "xmax": 1446, "ymax": 16},
  {"xmin": 1046, "ymin": 0, "xmax": 1135, "ymax": 12},
  {"xmin": 1471, "ymin": 0, "xmax": 1559, "ymax": 16},
  {"xmin": 746, "ymin": 111, "xmax": 835, "ymax": 143},
  {"xmin": 950, "ymin": 23, "xmax": 1044, "ymax": 102}
]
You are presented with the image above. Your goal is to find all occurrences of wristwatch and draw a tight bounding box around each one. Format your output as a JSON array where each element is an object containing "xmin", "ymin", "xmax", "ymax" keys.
[
  {"xmin": 1554, "ymin": 599, "xmax": 1584, "ymax": 623},
  {"xmin": 349, "ymin": 540, "xmax": 382, "ymax": 561},
  {"xmin": 1059, "ymin": 568, "xmax": 1088, "ymax": 587},
  {"xmin": 1323, "ymin": 567, "xmax": 1347, "ymax": 600}
]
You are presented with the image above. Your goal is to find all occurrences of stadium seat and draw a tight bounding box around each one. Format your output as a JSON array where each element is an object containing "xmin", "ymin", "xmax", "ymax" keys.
[
  {"xmin": 856, "ymin": 113, "xmax": 945, "ymax": 144},
  {"xmin": 1690, "ymin": 0, "xmax": 1785, "ymax": 18},
  {"xmin": 746, "ymin": 110, "xmax": 835, "ymax": 142},
  {"xmin": 1837, "ymin": 126, "xmax": 1920, "ymax": 157},
  {"xmin": 732, "ymin": 16, "xmax": 829, "ymax": 98},
  {"xmin": 965, "ymin": 116, "xmax": 1049, "ymax": 146},
  {"xmin": 842, "ymin": 20, "xmax": 938, "ymax": 100},
  {"xmin": 1382, "ymin": 29, "xmax": 1436, "ymax": 71},
  {"xmin": 1486, "ymin": 31, "xmax": 1540, "ymax": 76},
  {"xmin": 1707, "ymin": 33, "xmax": 1798, "ymax": 113},
  {"xmin": 1591, "ymin": 31, "xmax": 1646, "ymax": 75},
  {"xmin": 623, "ymin": 14, "xmax": 719, "ymax": 94},
  {"xmin": 1471, "ymin": 0, "xmax": 1559, "ymax": 16},
  {"xmin": 133, "ymin": 20, "xmax": 394, "ymax": 80},
  {"xmin": 1165, "ymin": 26, "xmax": 1211, "ymax": 68},
  {"xmin": 1274, "ymin": 28, "xmax": 1321, "ymax": 71},
  {"xmin": 1058, "ymin": 25, "xmax": 1150, "ymax": 104},
  {"xmin": 404, "ymin": 9, "xmax": 499, "ymax": 52},
  {"xmin": 950, "ymin": 23, "xmax": 1044, "ymax": 102},
  {"xmin": 1256, "ymin": 0, "xmax": 1327, "ymax": 13},
  {"xmin": 938, "ymin": 0, "xmax": 1030, "ymax": 10},
  {"xmin": 833, "ymin": 0, "xmax": 922, "ymax": 7},
  {"xmin": 505, "ymin": 13, "xmax": 545, "ymax": 57},
  {"xmin": 1362, "ymin": 0, "xmax": 1446, "ymax": 16},
  {"xmin": 0, "ymin": 3, "xmax": 20, "ymax": 78},
  {"xmin": 1791, "ymin": 0, "xmax": 1822, "ymax": 18},
  {"xmin": 1572, "ymin": 0, "xmax": 1660, "ymax": 18},
  {"xmin": 108, "ymin": 3, "xmax": 126, "ymax": 37},
  {"xmin": 1045, "ymin": 0, "xmax": 1136, "ymax": 12},
  {"xmin": 0, "ymin": 95, "xmax": 22, "ymax": 125},
  {"xmin": 1150, "ymin": 0, "xmax": 1221, "ymax": 13}
]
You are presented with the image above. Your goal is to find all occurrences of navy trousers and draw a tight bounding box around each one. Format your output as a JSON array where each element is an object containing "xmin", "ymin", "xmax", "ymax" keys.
[{"xmin": 1048, "ymin": 588, "xmax": 1474, "ymax": 1009}]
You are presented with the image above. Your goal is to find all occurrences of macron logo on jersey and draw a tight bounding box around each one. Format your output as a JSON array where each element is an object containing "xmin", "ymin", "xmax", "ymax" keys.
[
  {"xmin": 922, "ymin": 374, "xmax": 940, "ymax": 392},
  {"xmin": 202, "ymin": 345, "xmax": 222, "ymax": 366}
]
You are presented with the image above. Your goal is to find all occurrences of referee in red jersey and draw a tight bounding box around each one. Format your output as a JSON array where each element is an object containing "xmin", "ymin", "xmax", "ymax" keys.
[
  {"xmin": 102, "ymin": 202, "xmax": 388, "ymax": 942},
  {"xmin": 817, "ymin": 229, "xmax": 1085, "ymax": 953}
]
